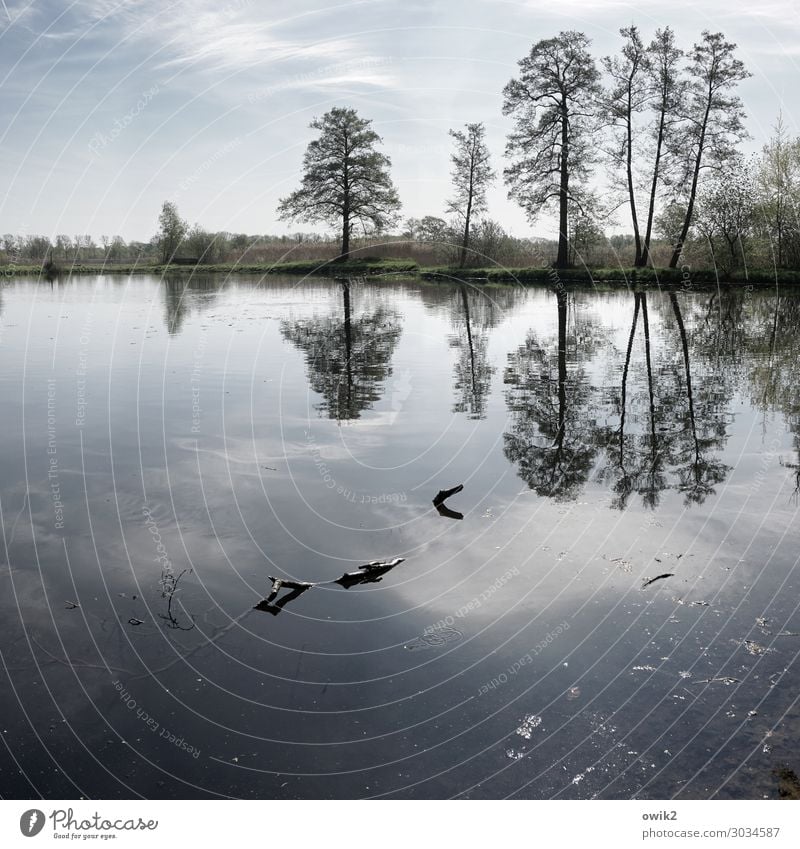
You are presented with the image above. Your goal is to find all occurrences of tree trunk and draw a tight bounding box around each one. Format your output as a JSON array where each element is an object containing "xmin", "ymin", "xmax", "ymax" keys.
[
  {"xmin": 340, "ymin": 131, "xmax": 351, "ymax": 261},
  {"xmin": 727, "ymin": 235, "xmax": 738, "ymax": 267},
  {"xmin": 619, "ymin": 292, "xmax": 641, "ymax": 452},
  {"xmin": 555, "ymin": 290, "xmax": 567, "ymax": 444},
  {"xmin": 668, "ymin": 146, "xmax": 702, "ymax": 268},
  {"xmin": 669, "ymin": 91, "xmax": 712, "ymax": 269},
  {"xmin": 556, "ymin": 100, "xmax": 570, "ymax": 269},
  {"xmin": 641, "ymin": 104, "xmax": 666, "ymax": 267},
  {"xmin": 460, "ymin": 285, "xmax": 477, "ymax": 401},
  {"xmin": 340, "ymin": 213, "xmax": 350, "ymax": 261},
  {"xmin": 626, "ymin": 87, "xmax": 643, "ymax": 266},
  {"xmin": 459, "ymin": 195, "xmax": 472, "ymax": 268},
  {"xmin": 342, "ymin": 281, "xmax": 353, "ymax": 419},
  {"xmin": 670, "ymin": 292, "xmax": 699, "ymax": 465},
  {"xmin": 459, "ymin": 151, "xmax": 477, "ymax": 268},
  {"xmin": 640, "ymin": 293, "xmax": 656, "ymax": 451}
]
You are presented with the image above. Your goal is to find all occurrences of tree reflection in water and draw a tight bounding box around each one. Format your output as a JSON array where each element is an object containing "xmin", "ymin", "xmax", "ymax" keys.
[
  {"xmin": 504, "ymin": 290, "xmax": 598, "ymax": 501},
  {"xmin": 667, "ymin": 292, "xmax": 731, "ymax": 505},
  {"xmin": 449, "ymin": 284, "xmax": 497, "ymax": 419},
  {"xmin": 273, "ymin": 279, "xmax": 789, "ymax": 511},
  {"xmin": 746, "ymin": 294, "xmax": 800, "ymax": 502},
  {"xmin": 504, "ymin": 287, "xmax": 735, "ymax": 508},
  {"xmin": 162, "ymin": 275, "xmax": 221, "ymax": 334},
  {"xmin": 281, "ymin": 279, "xmax": 402, "ymax": 421}
]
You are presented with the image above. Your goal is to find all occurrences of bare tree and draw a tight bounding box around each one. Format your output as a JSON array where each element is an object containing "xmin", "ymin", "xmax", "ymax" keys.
[
  {"xmin": 446, "ymin": 122, "xmax": 495, "ymax": 267},
  {"xmin": 503, "ymin": 31, "xmax": 602, "ymax": 269},
  {"xmin": 603, "ymin": 26, "xmax": 650, "ymax": 266},
  {"xmin": 668, "ymin": 31, "xmax": 751, "ymax": 268},
  {"xmin": 55, "ymin": 234, "xmax": 72, "ymax": 262},
  {"xmin": 641, "ymin": 27, "xmax": 685, "ymax": 267},
  {"xmin": 277, "ymin": 107, "xmax": 401, "ymax": 261}
]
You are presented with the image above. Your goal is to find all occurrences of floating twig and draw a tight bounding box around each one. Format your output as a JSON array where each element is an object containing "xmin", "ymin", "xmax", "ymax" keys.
[
  {"xmin": 642, "ymin": 573, "xmax": 675, "ymax": 589},
  {"xmin": 335, "ymin": 558, "xmax": 406, "ymax": 588},
  {"xmin": 433, "ymin": 483, "xmax": 464, "ymax": 520}
]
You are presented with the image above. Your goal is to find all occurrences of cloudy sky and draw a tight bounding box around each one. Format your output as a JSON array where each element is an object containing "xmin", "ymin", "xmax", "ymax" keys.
[{"xmin": 1, "ymin": 0, "xmax": 798, "ymax": 242}]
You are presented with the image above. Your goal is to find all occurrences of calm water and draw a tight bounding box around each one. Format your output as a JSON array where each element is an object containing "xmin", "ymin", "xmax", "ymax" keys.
[{"xmin": 1, "ymin": 273, "xmax": 799, "ymax": 800}]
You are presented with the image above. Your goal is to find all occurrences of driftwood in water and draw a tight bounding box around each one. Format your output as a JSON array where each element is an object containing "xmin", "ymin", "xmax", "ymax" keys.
[
  {"xmin": 334, "ymin": 557, "xmax": 406, "ymax": 588},
  {"xmin": 254, "ymin": 576, "xmax": 314, "ymax": 615},
  {"xmin": 641, "ymin": 573, "xmax": 674, "ymax": 589},
  {"xmin": 254, "ymin": 559, "xmax": 406, "ymax": 611},
  {"xmin": 433, "ymin": 483, "xmax": 464, "ymax": 520},
  {"xmin": 266, "ymin": 576, "xmax": 314, "ymax": 594}
]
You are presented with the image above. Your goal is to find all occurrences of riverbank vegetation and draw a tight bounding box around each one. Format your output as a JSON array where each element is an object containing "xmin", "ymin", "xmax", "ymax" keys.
[{"xmin": 6, "ymin": 257, "xmax": 797, "ymax": 288}]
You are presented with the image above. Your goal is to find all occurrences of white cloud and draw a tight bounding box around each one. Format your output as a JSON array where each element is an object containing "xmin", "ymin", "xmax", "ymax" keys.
[{"xmin": 70, "ymin": 0, "xmax": 362, "ymax": 74}]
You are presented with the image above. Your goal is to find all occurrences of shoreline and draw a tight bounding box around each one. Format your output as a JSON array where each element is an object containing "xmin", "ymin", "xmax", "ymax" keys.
[{"xmin": 2, "ymin": 259, "xmax": 797, "ymax": 287}]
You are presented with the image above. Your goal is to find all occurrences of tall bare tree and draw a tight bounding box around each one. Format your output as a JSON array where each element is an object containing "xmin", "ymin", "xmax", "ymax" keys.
[
  {"xmin": 668, "ymin": 31, "xmax": 750, "ymax": 268},
  {"xmin": 277, "ymin": 107, "xmax": 401, "ymax": 261},
  {"xmin": 603, "ymin": 26, "xmax": 650, "ymax": 266},
  {"xmin": 641, "ymin": 27, "xmax": 684, "ymax": 267},
  {"xmin": 503, "ymin": 31, "xmax": 602, "ymax": 269},
  {"xmin": 446, "ymin": 122, "xmax": 495, "ymax": 267}
]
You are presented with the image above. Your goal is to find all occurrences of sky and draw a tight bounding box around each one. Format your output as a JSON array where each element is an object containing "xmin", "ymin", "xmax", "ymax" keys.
[{"xmin": 1, "ymin": 0, "xmax": 799, "ymax": 243}]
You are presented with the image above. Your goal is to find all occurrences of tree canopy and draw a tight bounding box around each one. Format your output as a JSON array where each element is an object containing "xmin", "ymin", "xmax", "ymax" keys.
[
  {"xmin": 277, "ymin": 107, "xmax": 401, "ymax": 260},
  {"xmin": 503, "ymin": 31, "xmax": 602, "ymax": 268},
  {"xmin": 155, "ymin": 201, "xmax": 188, "ymax": 264},
  {"xmin": 447, "ymin": 122, "xmax": 495, "ymax": 267}
]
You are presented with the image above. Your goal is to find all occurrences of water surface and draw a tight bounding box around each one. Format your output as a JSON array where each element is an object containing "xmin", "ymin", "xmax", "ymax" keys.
[{"xmin": 1, "ymin": 273, "xmax": 798, "ymax": 799}]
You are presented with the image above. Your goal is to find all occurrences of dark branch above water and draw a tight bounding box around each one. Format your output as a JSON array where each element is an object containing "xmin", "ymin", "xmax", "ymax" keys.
[{"xmin": 433, "ymin": 483, "xmax": 465, "ymax": 520}]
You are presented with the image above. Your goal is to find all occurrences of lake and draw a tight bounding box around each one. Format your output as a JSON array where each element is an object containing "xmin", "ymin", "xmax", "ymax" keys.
[{"xmin": 1, "ymin": 272, "xmax": 798, "ymax": 799}]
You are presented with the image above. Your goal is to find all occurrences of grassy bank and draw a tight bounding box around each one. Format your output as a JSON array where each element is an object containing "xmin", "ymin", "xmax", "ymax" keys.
[
  {"xmin": 419, "ymin": 265, "xmax": 800, "ymax": 286},
  {"xmin": 1, "ymin": 258, "xmax": 420, "ymax": 278},
  {"xmin": 3, "ymin": 258, "xmax": 799, "ymax": 286}
]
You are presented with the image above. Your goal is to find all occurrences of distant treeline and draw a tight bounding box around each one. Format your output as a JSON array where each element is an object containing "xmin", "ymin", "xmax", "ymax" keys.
[
  {"xmin": 4, "ymin": 215, "xmax": 798, "ymax": 276},
  {"xmin": 0, "ymin": 227, "xmax": 683, "ymax": 270}
]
